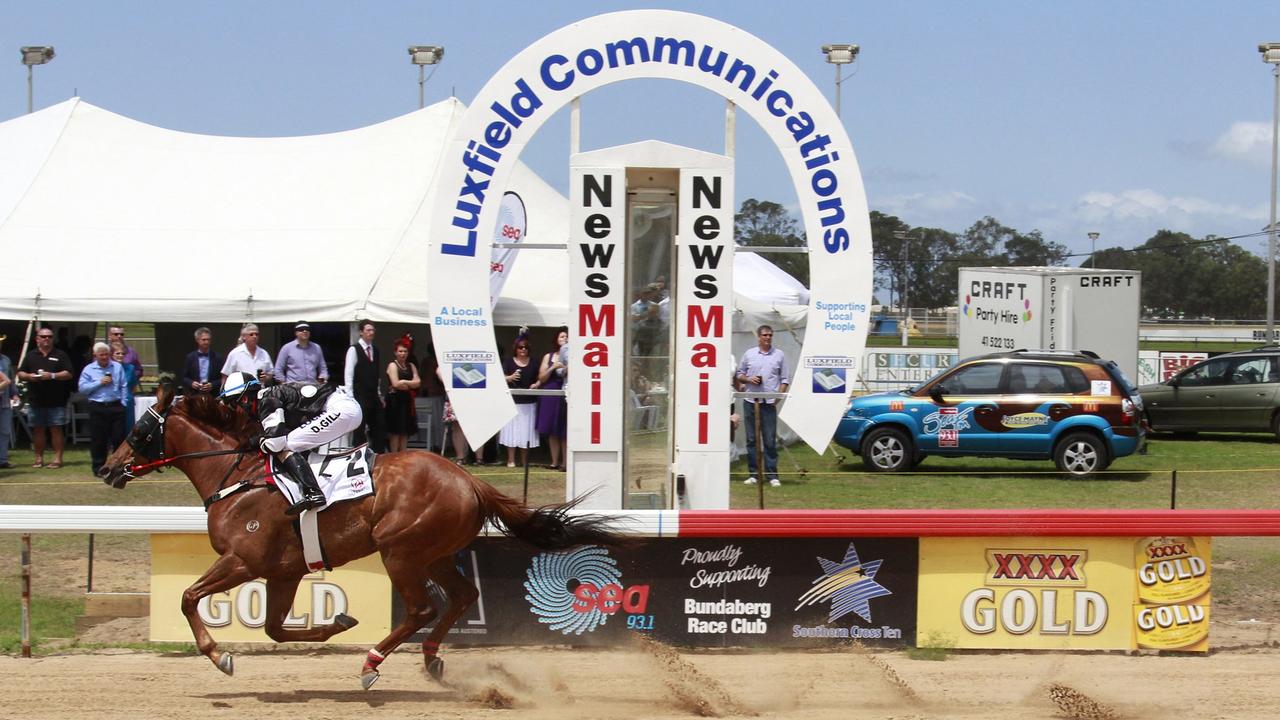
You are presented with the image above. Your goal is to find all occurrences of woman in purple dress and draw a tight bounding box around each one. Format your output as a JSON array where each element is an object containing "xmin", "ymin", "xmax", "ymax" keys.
[{"xmin": 535, "ymin": 326, "xmax": 568, "ymax": 470}]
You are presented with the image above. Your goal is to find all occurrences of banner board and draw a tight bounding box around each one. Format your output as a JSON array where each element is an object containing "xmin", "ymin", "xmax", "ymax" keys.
[
  {"xmin": 858, "ymin": 348, "xmax": 957, "ymax": 389},
  {"xmin": 149, "ymin": 534, "xmax": 393, "ymax": 644},
  {"xmin": 1158, "ymin": 351, "xmax": 1209, "ymax": 382},
  {"xmin": 399, "ymin": 538, "xmax": 918, "ymax": 648},
  {"xmin": 918, "ymin": 536, "xmax": 1210, "ymax": 651}
]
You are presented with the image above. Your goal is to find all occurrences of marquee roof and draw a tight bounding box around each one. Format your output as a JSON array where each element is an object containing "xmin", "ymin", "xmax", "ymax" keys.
[{"xmin": 0, "ymin": 97, "xmax": 568, "ymax": 325}]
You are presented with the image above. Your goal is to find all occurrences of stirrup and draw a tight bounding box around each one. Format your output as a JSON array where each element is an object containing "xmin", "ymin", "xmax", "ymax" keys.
[{"xmin": 285, "ymin": 493, "xmax": 325, "ymax": 516}]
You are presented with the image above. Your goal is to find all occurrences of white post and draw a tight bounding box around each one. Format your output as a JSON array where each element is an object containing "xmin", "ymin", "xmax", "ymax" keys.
[
  {"xmin": 724, "ymin": 100, "xmax": 736, "ymax": 158},
  {"xmin": 570, "ymin": 97, "xmax": 581, "ymax": 155}
]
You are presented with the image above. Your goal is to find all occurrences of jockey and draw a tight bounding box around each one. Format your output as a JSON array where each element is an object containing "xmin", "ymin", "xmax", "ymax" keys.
[{"xmin": 220, "ymin": 371, "xmax": 364, "ymax": 515}]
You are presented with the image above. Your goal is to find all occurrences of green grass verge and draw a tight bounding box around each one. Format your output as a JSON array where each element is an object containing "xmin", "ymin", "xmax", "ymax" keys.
[{"xmin": 0, "ymin": 578, "xmax": 82, "ymax": 653}]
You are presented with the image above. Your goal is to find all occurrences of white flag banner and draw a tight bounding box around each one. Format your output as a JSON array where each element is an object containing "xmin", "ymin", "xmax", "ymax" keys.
[{"xmin": 488, "ymin": 191, "xmax": 528, "ymax": 308}]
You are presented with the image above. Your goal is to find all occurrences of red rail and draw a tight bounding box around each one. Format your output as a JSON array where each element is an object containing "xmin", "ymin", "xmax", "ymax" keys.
[{"xmin": 678, "ymin": 509, "xmax": 1280, "ymax": 537}]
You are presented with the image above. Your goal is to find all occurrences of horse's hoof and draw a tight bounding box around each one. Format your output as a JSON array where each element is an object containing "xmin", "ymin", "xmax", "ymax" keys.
[
  {"xmin": 360, "ymin": 670, "xmax": 380, "ymax": 691},
  {"xmin": 426, "ymin": 656, "xmax": 444, "ymax": 681},
  {"xmin": 334, "ymin": 613, "xmax": 359, "ymax": 630},
  {"xmin": 216, "ymin": 653, "xmax": 234, "ymax": 676}
]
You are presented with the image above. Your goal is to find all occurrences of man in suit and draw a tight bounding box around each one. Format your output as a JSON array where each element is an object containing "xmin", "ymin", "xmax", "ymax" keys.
[
  {"xmin": 181, "ymin": 327, "xmax": 224, "ymax": 396},
  {"xmin": 344, "ymin": 319, "xmax": 386, "ymax": 452}
]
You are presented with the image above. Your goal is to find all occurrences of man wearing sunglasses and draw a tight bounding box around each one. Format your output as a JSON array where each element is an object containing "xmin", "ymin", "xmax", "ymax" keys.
[
  {"xmin": 220, "ymin": 323, "xmax": 275, "ymax": 386},
  {"xmin": 17, "ymin": 328, "xmax": 74, "ymax": 469}
]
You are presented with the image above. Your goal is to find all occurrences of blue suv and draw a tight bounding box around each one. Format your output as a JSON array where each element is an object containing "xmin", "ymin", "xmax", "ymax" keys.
[{"xmin": 834, "ymin": 350, "xmax": 1144, "ymax": 476}]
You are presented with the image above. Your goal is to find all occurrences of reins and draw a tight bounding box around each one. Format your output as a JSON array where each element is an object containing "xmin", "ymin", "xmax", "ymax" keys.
[{"xmin": 123, "ymin": 398, "xmax": 276, "ymax": 511}]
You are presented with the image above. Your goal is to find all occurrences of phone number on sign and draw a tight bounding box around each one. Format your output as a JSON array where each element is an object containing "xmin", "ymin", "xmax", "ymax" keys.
[{"xmin": 980, "ymin": 336, "xmax": 1015, "ymax": 349}]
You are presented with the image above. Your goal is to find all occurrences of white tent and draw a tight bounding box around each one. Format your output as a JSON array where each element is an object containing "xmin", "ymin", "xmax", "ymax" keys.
[
  {"xmin": 0, "ymin": 97, "xmax": 568, "ymax": 325},
  {"xmin": 0, "ymin": 98, "xmax": 808, "ymax": 330}
]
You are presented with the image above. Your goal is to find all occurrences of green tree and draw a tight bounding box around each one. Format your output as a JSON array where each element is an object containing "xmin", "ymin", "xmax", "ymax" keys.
[
  {"xmin": 1093, "ymin": 230, "xmax": 1268, "ymax": 320},
  {"xmin": 734, "ymin": 198, "xmax": 808, "ymax": 286},
  {"xmin": 961, "ymin": 216, "xmax": 1068, "ymax": 267}
]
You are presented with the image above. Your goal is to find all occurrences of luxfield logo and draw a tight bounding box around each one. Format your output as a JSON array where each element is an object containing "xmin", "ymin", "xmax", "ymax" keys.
[{"xmin": 794, "ymin": 542, "xmax": 892, "ymax": 624}]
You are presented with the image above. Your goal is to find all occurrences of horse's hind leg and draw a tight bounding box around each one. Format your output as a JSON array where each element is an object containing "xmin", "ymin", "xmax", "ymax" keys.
[
  {"xmin": 262, "ymin": 576, "xmax": 360, "ymax": 643},
  {"xmin": 359, "ymin": 550, "xmax": 440, "ymax": 690},
  {"xmin": 181, "ymin": 553, "xmax": 255, "ymax": 675},
  {"xmin": 418, "ymin": 556, "xmax": 480, "ymax": 682}
]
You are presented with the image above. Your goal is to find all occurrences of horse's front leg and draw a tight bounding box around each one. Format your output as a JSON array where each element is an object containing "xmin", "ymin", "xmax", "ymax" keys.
[
  {"xmin": 263, "ymin": 576, "xmax": 359, "ymax": 642},
  {"xmin": 181, "ymin": 553, "xmax": 255, "ymax": 676}
]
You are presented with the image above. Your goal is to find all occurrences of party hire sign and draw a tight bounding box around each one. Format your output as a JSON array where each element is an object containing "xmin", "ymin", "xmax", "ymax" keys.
[{"xmin": 917, "ymin": 536, "xmax": 1212, "ymax": 652}]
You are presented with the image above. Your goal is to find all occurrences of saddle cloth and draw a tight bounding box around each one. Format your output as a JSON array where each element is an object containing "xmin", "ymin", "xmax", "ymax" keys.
[
  {"xmin": 269, "ymin": 445, "xmax": 376, "ymax": 572},
  {"xmin": 268, "ymin": 445, "xmax": 377, "ymax": 511}
]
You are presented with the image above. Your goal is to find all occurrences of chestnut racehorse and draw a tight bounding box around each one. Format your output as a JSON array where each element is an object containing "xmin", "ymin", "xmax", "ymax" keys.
[{"xmin": 100, "ymin": 379, "xmax": 624, "ymax": 689}]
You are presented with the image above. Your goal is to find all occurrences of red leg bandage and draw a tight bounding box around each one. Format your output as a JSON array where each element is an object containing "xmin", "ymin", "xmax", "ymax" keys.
[
  {"xmin": 363, "ymin": 648, "xmax": 385, "ymax": 672},
  {"xmin": 421, "ymin": 639, "xmax": 440, "ymax": 657}
]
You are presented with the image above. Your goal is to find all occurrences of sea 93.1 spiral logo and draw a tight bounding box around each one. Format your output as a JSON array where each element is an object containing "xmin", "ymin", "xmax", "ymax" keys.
[{"xmin": 524, "ymin": 546, "xmax": 651, "ymax": 635}]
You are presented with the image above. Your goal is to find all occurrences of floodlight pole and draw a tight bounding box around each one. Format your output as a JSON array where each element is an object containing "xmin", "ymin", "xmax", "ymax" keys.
[
  {"xmin": 821, "ymin": 44, "xmax": 859, "ymax": 119},
  {"xmin": 1266, "ymin": 53, "xmax": 1280, "ymax": 341},
  {"xmin": 1258, "ymin": 44, "xmax": 1280, "ymax": 340},
  {"xmin": 20, "ymin": 45, "xmax": 55, "ymax": 115},
  {"xmin": 408, "ymin": 45, "xmax": 445, "ymax": 109},
  {"xmin": 1087, "ymin": 232, "xmax": 1100, "ymax": 269}
]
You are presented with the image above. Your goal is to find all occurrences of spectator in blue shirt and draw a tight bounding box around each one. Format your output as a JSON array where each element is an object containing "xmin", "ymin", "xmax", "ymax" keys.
[
  {"xmin": 79, "ymin": 342, "xmax": 128, "ymax": 475},
  {"xmin": 275, "ymin": 321, "xmax": 328, "ymax": 384}
]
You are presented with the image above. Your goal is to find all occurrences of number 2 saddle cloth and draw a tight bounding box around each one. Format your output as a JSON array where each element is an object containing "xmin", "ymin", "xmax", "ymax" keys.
[{"xmin": 267, "ymin": 445, "xmax": 377, "ymax": 512}]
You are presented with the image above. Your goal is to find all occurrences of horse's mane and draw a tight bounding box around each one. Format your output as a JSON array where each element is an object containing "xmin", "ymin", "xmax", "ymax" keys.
[{"xmin": 176, "ymin": 393, "xmax": 260, "ymax": 441}]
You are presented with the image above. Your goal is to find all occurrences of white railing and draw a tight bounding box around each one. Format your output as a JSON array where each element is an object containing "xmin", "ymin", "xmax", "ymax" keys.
[{"xmin": 0, "ymin": 505, "xmax": 678, "ymax": 537}]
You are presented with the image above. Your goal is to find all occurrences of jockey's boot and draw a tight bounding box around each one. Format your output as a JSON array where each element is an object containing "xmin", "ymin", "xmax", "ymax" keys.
[{"xmin": 282, "ymin": 453, "xmax": 326, "ymax": 516}]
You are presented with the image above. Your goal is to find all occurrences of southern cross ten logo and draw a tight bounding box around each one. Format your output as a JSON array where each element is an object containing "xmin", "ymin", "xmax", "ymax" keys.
[{"xmin": 795, "ymin": 542, "xmax": 892, "ymax": 624}]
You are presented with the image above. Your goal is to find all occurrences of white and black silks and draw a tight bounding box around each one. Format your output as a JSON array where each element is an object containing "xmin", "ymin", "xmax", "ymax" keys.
[{"xmin": 258, "ymin": 382, "xmax": 364, "ymax": 455}]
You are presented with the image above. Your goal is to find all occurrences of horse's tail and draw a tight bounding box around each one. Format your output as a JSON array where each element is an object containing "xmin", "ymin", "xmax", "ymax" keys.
[{"xmin": 468, "ymin": 477, "xmax": 630, "ymax": 551}]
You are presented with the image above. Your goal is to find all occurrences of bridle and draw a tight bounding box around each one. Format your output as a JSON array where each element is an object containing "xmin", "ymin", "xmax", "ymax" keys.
[{"xmin": 119, "ymin": 399, "xmax": 262, "ymax": 500}]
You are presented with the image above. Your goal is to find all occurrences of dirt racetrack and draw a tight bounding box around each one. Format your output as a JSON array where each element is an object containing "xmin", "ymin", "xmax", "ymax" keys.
[{"xmin": 4, "ymin": 635, "xmax": 1280, "ymax": 720}]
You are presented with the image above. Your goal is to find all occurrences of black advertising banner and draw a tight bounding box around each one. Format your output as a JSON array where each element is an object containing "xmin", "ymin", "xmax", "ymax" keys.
[{"xmin": 399, "ymin": 537, "xmax": 918, "ymax": 648}]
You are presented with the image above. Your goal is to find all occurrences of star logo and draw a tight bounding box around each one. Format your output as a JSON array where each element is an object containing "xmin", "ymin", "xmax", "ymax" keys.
[{"xmin": 795, "ymin": 542, "xmax": 892, "ymax": 624}]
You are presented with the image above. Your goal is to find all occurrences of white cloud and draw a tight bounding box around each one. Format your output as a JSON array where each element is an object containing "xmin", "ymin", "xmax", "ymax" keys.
[
  {"xmin": 1209, "ymin": 122, "xmax": 1272, "ymax": 165},
  {"xmin": 875, "ymin": 190, "xmax": 976, "ymax": 216},
  {"xmin": 1076, "ymin": 189, "xmax": 1267, "ymax": 224}
]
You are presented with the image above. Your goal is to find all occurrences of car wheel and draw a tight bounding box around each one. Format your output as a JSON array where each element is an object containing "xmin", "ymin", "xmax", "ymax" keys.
[
  {"xmin": 1054, "ymin": 432, "xmax": 1110, "ymax": 476},
  {"xmin": 1272, "ymin": 412, "xmax": 1280, "ymax": 443},
  {"xmin": 861, "ymin": 427, "xmax": 913, "ymax": 472}
]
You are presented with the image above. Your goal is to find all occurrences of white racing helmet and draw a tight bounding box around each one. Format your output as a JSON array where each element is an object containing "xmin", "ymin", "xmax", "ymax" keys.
[{"xmin": 220, "ymin": 371, "xmax": 260, "ymax": 401}]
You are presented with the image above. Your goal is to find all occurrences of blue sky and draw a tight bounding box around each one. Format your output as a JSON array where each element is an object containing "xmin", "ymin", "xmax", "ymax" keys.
[{"xmin": 5, "ymin": 1, "xmax": 1279, "ymax": 263}]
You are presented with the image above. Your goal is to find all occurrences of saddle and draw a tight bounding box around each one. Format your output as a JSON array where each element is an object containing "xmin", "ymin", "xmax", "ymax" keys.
[
  {"xmin": 267, "ymin": 445, "xmax": 377, "ymax": 572},
  {"xmin": 267, "ymin": 444, "xmax": 377, "ymax": 510}
]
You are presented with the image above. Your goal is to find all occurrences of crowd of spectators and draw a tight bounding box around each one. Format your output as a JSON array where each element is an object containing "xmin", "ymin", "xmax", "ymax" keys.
[{"xmin": 0, "ymin": 321, "xmax": 572, "ymax": 471}]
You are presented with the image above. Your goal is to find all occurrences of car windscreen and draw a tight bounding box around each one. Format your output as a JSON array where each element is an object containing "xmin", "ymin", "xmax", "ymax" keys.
[{"xmin": 1103, "ymin": 361, "xmax": 1139, "ymax": 395}]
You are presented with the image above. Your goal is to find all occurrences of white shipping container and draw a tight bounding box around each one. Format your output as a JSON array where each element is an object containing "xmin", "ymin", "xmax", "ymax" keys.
[{"xmin": 957, "ymin": 267, "xmax": 1141, "ymax": 381}]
